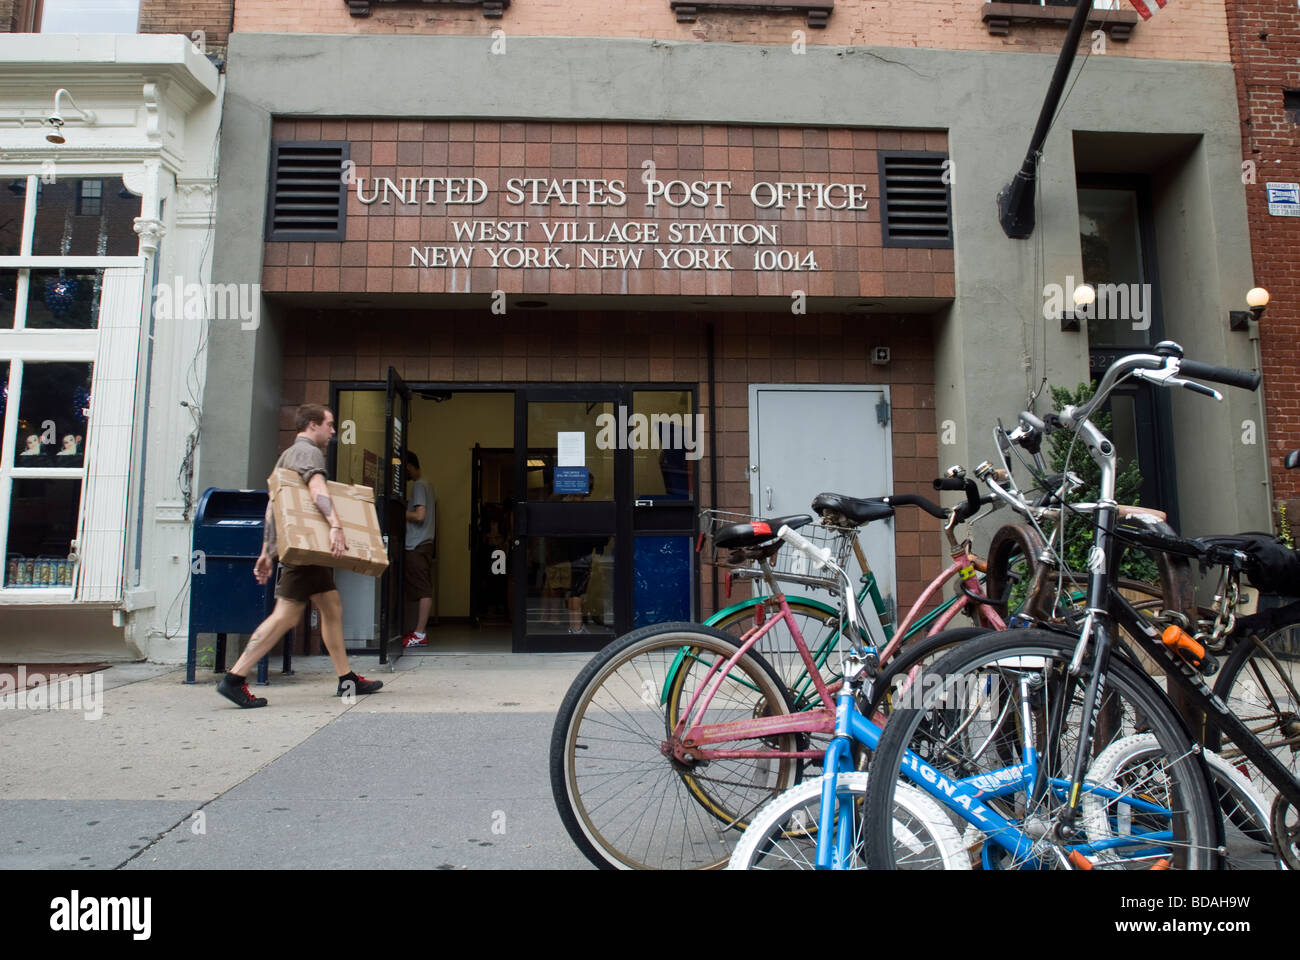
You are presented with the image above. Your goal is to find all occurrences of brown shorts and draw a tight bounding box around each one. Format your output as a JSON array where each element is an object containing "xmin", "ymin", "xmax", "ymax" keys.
[
  {"xmin": 275, "ymin": 562, "xmax": 336, "ymax": 601},
  {"xmin": 404, "ymin": 540, "xmax": 435, "ymax": 599}
]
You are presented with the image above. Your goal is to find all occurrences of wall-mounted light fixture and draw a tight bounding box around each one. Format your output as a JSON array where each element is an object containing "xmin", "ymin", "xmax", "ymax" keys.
[
  {"xmin": 1229, "ymin": 287, "xmax": 1270, "ymax": 331},
  {"xmin": 44, "ymin": 88, "xmax": 97, "ymax": 145},
  {"xmin": 1060, "ymin": 283, "xmax": 1096, "ymax": 332}
]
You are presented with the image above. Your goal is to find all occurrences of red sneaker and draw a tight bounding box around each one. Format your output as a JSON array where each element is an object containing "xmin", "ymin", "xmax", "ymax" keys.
[{"xmin": 402, "ymin": 632, "xmax": 427, "ymax": 648}]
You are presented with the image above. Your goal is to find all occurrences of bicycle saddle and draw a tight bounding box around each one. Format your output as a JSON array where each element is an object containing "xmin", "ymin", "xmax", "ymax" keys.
[
  {"xmin": 811, "ymin": 492, "xmax": 895, "ymax": 526},
  {"xmin": 713, "ymin": 515, "xmax": 811, "ymax": 550}
]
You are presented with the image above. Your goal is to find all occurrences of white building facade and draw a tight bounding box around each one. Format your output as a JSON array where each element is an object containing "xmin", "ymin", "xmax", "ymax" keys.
[{"xmin": 0, "ymin": 35, "xmax": 220, "ymax": 662}]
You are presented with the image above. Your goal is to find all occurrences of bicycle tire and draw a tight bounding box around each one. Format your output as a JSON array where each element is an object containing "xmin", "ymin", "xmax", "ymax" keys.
[
  {"xmin": 550, "ymin": 622, "xmax": 798, "ymax": 870},
  {"xmin": 862, "ymin": 628, "xmax": 1218, "ymax": 870},
  {"xmin": 1211, "ymin": 622, "xmax": 1300, "ymax": 811},
  {"xmin": 725, "ymin": 772, "xmax": 969, "ymax": 870},
  {"xmin": 707, "ymin": 596, "xmax": 848, "ymax": 711},
  {"xmin": 1083, "ymin": 733, "xmax": 1279, "ymax": 870}
]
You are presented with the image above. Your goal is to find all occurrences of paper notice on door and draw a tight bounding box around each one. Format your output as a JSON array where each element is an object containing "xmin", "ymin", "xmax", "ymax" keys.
[{"xmin": 557, "ymin": 431, "xmax": 585, "ymax": 467}]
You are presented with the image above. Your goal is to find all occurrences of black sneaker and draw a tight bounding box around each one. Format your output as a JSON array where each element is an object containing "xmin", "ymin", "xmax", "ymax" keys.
[
  {"xmin": 217, "ymin": 674, "xmax": 268, "ymax": 709},
  {"xmin": 336, "ymin": 672, "xmax": 383, "ymax": 697}
]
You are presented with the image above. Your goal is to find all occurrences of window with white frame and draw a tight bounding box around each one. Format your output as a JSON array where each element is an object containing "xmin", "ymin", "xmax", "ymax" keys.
[{"xmin": 0, "ymin": 173, "xmax": 144, "ymax": 598}]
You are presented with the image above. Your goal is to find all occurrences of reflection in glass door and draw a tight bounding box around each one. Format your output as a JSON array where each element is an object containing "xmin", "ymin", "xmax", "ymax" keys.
[{"xmin": 514, "ymin": 392, "xmax": 620, "ymax": 652}]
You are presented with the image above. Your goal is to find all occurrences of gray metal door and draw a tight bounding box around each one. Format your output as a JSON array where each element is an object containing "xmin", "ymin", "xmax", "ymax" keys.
[{"xmin": 749, "ymin": 384, "xmax": 894, "ymax": 615}]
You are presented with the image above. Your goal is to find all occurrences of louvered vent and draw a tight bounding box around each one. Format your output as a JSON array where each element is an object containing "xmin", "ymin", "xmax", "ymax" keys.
[
  {"xmin": 878, "ymin": 151, "xmax": 952, "ymax": 248},
  {"xmin": 266, "ymin": 141, "xmax": 349, "ymax": 241}
]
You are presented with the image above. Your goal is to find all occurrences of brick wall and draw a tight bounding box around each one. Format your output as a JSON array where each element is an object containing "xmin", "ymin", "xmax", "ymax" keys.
[
  {"xmin": 138, "ymin": 0, "xmax": 232, "ymax": 55},
  {"xmin": 233, "ymin": 0, "xmax": 1230, "ymax": 62},
  {"xmin": 275, "ymin": 309, "xmax": 943, "ymax": 616},
  {"xmin": 1228, "ymin": 0, "xmax": 1300, "ymax": 523}
]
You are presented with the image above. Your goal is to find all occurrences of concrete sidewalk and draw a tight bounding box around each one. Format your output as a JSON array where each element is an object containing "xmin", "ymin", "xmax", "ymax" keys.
[{"xmin": 0, "ymin": 653, "xmax": 597, "ymax": 869}]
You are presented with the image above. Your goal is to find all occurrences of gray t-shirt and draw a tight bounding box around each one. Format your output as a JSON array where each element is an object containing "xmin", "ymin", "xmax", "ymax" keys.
[
  {"xmin": 406, "ymin": 479, "xmax": 435, "ymax": 548},
  {"xmin": 264, "ymin": 435, "xmax": 328, "ymax": 557}
]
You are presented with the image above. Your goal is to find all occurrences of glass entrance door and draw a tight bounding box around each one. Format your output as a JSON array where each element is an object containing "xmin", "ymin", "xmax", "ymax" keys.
[
  {"xmin": 513, "ymin": 388, "xmax": 622, "ymax": 652},
  {"xmin": 379, "ymin": 367, "xmax": 411, "ymax": 664}
]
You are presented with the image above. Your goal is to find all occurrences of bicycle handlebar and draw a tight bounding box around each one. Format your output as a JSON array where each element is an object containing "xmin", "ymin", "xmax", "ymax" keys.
[
  {"xmin": 776, "ymin": 524, "xmax": 834, "ymax": 571},
  {"xmin": 1177, "ymin": 359, "xmax": 1261, "ymax": 392},
  {"xmin": 884, "ymin": 494, "xmax": 948, "ymax": 519},
  {"xmin": 933, "ymin": 475, "xmax": 983, "ymax": 523}
]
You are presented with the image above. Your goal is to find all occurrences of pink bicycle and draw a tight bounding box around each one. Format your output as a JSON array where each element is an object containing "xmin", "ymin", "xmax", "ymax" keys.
[{"xmin": 550, "ymin": 471, "xmax": 1010, "ymax": 869}]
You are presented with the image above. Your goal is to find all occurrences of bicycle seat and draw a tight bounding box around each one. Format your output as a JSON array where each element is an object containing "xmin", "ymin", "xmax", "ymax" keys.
[
  {"xmin": 713, "ymin": 515, "xmax": 811, "ymax": 550},
  {"xmin": 811, "ymin": 493, "xmax": 894, "ymax": 526}
]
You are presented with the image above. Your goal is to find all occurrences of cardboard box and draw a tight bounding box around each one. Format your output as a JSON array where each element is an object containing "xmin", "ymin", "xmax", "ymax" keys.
[{"xmin": 267, "ymin": 468, "xmax": 389, "ymax": 577}]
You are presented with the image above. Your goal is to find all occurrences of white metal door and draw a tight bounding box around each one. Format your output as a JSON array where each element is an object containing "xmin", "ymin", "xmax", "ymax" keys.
[{"xmin": 749, "ymin": 384, "xmax": 894, "ymax": 614}]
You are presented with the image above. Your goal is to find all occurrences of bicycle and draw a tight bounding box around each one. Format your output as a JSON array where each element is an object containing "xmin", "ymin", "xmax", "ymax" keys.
[
  {"xmin": 550, "ymin": 479, "xmax": 1006, "ymax": 869},
  {"xmin": 862, "ymin": 342, "xmax": 1299, "ymax": 869},
  {"xmin": 726, "ymin": 517, "xmax": 1217, "ymax": 869}
]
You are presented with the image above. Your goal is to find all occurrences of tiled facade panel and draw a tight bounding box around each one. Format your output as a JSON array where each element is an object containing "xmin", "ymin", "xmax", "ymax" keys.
[
  {"xmin": 1229, "ymin": 0, "xmax": 1300, "ymax": 516},
  {"xmin": 264, "ymin": 119, "xmax": 955, "ymax": 300},
  {"xmin": 276, "ymin": 309, "xmax": 943, "ymax": 616},
  {"xmin": 232, "ymin": 0, "xmax": 1230, "ymax": 62}
]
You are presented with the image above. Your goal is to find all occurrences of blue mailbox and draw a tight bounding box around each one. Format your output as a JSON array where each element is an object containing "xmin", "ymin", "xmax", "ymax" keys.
[{"xmin": 187, "ymin": 488, "xmax": 279, "ymax": 684}]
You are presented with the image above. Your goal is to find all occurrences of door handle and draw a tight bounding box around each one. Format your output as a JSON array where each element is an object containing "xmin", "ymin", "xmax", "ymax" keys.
[{"xmin": 765, "ymin": 486, "xmax": 773, "ymax": 511}]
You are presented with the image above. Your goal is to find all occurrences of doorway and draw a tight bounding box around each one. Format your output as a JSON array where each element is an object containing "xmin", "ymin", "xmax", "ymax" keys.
[{"xmin": 332, "ymin": 383, "xmax": 699, "ymax": 654}]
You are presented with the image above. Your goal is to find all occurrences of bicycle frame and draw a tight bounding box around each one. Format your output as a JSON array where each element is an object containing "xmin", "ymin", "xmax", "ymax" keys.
[
  {"xmin": 813, "ymin": 667, "xmax": 1183, "ymax": 869},
  {"xmin": 669, "ymin": 517, "xmax": 1007, "ymax": 763}
]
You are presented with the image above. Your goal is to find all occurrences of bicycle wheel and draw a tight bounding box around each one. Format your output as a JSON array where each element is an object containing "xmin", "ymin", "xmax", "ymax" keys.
[
  {"xmin": 550, "ymin": 622, "xmax": 799, "ymax": 869},
  {"xmin": 1212, "ymin": 622, "xmax": 1300, "ymax": 810},
  {"xmin": 725, "ymin": 772, "xmax": 969, "ymax": 870},
  {"xmin": 707, "ymin": 597, "xmax": 847, "ymax": 711},
  {"xmin": 862, "ymin": 628, "xmax": 1218, "ymax": 870},
  {"xmin": 1083, "ymin": 734, "xmax": 1278, "ymax": 870}
]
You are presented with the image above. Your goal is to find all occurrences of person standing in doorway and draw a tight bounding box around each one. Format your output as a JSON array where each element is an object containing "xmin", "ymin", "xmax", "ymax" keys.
[
  {"xmin": 401, "ymin": 451, "xmax": 437, "ymax": 648},
  {"xmin": 216, "ymin": 403, "xmax": 383, "ymax": 707}
]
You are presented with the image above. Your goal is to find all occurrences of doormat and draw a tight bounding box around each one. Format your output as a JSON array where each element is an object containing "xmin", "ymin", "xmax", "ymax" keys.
[{"xmin": 0, "ymin": 663, "xmax": 112, "ymax": 688}]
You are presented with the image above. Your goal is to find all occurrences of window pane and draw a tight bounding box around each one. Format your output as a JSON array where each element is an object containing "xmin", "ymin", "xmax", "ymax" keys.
[
  {"xmin": 634, "ymin": 535, "xmax": 691, "ymax": 627},
  {"xmin": 1078, "ymin": 187, "xmax": 1149, "ymax": 347},
  {"xmin": 39, "ymin": 0, "xmax": 139, "ymax": 32},
  {"xmin": 632, "ymin": 390, "xmax": 697, "ymax": 501},
  {"xmin": 0, "ymin": 179, "xmax": 25, "ymax": 256},
  {"xmin": 0, "ymin": 362, "xmax": 8, "ymax": 449},
  {"xmin": 5, "ymin": 479, "xmax": 82, "ymax": 588},
  {"xmin": 25, "ymin": 269, "xmax": 103, "ymax": 329},
  {"xmin": 0, "ymin": 272, "xmax": 16, "ymax": 330},
  {"xmin": 527, "ymin": 535, "xmax": 614, "ymax": 636},
  {"xmin": 526, "ymin": 401, "xmax": 615, "ymax": 502},
  {"xmin": 32, "ymin": 178, "xmax": 139, "ymax": 257},
  {"xmin": 15, "ymin": 362, "xmax": 93, "ymax": 467}
]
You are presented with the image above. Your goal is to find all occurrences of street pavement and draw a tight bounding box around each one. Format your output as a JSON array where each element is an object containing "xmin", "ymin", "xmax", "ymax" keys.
[{"xmin": 0, "ymin": 653, "xmax": 597, "ymax": 870}]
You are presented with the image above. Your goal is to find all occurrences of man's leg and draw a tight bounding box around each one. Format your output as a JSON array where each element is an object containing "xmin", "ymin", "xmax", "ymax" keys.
[
  {"xmin": 230, "ymin": 598, "xmax": 306, "ymax": 676},
  {"xmin": 312, "ymin": 589, "xmax": 351, "ymax": 675},
  {"xmin": 415, "ymin": 597, "xmax": 433, "ymax": 635},
  {"xmin": 314, "ymin": 588, "xmax": 383, "ymax": 696}
]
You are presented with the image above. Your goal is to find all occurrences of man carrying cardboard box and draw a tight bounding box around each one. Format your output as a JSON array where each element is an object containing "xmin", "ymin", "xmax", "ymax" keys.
[{"xmin": 216, "ymin": 403, "xmax": 383, "ymax": 708}]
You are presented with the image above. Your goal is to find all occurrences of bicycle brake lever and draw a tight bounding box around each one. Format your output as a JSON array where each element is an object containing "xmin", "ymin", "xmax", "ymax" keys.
[{"xmin": 1174, "ymin": 378, "xmax": 1222, "ymax": 401}]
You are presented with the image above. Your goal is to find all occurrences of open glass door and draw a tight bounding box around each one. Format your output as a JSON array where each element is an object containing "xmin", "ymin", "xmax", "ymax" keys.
[
  {"xmin": 513, "ymin": 388, "xmax": 623, "ymax": 652},
  {"xmin": 378, "ymin": 367, "xmax": 411, "ymax": 664}
]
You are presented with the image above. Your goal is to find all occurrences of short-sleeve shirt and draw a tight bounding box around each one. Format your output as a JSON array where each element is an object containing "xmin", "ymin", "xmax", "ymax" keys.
[
  {"xmin": 406, "ymin": 479, "xmax": 435, "ymax": 547},
  {"xmin": 263, "ymin": 435, "xmax": 328, "ymax": 558}
]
